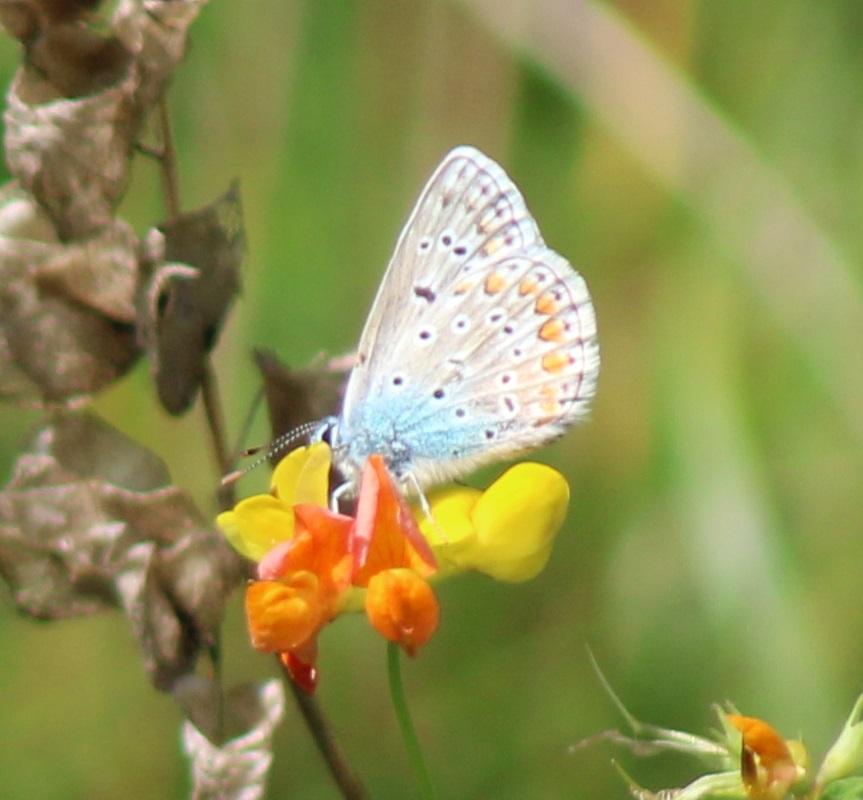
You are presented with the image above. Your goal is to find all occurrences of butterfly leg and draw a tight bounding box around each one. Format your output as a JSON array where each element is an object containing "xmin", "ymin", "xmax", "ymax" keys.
[
  {"xmin": 404, "ymin": 472, "xmax": 450, "ymax": 543},
  {"xmin": 405, "ymin": 472, "xmax": 432, "ymax": 517},
  {"xmin": 330, "ymin": 480, "xmax": 355, "ymax": 513}
]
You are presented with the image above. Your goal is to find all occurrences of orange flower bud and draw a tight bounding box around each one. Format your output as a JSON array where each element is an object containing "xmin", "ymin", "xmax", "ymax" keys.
[
  {"xmin": 245, "ymin": 573, "xmax": 326, "ymax": 653},
  {"xmin": 727, "ymin": 714, "xmax": 799, "ymax": 798},
  {"xmin": 365, "ymin": 568, "xmax": 439, "ymax": 656}
]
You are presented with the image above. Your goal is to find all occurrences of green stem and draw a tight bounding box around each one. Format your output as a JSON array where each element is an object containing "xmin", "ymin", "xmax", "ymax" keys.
[
  {"xmin": 387, "ymin": 642, "xmax": 435, "ymax": 800},
  {"xmin": 278, "ymin": 658, "xmax": 368, "ymax": 800}
]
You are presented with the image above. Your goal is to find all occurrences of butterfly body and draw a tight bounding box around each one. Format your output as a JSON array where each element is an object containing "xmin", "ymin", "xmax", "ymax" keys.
[{"xmin": 330, "ymin": 146, "xmax": 599, "ymax": 491}]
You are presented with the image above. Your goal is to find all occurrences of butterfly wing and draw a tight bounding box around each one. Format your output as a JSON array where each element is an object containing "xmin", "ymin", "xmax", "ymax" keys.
[{"xmin": 338, "ymin": 146, "xmax": 599, "ymax": 486}]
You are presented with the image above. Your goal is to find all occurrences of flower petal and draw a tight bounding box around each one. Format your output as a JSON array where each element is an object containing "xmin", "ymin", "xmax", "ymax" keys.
[
  {"xmin": 217, "ymin": 495, "xmax": 295, "ymax": 561},
  {"xmin": 270, "ymin": 442, "xmax": 331, "ymax": 506},
  {"xmin": 727, "ymin": 714, "xmax": 800, "ymax": 797},
  {"xmin": 281, "ymin": 649, "xmax": 319, "ymax": 694},
  {"xmin": 468, "ymin": 462, "xmax": 569, "ymax": 582},
  {"xmin": 352, "ymin": 455, "xmax": 436, "ymax": 585},
  {"xmin": 365, "ymin": 568, "xmax": 439, "ymax": 656},
  {"xmin": 245, "ymin": 573, "xmax": 326, "ymax": 652},
  {"xmin": 292, "ymin": 504, "xmax": 354, "ymax": 592},
  {"xmin": 420, "ymin": 486, "xmax": 481, "ymax": 546}
]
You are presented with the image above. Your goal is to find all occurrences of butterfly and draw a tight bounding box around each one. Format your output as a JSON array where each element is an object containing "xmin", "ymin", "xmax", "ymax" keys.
[{"xmin": 323, "ymin": 146, "xmax": 600, "ymax": 496}]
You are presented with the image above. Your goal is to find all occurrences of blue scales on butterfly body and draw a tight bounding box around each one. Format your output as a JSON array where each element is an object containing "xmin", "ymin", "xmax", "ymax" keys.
[{"xmin": 326, "ymin": 146, "xmax": 600, "ymax": 493}]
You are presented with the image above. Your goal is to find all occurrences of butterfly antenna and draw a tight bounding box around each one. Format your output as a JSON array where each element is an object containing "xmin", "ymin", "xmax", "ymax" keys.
[{"xmin": 220, "ymin": 419, "xmax": 325, "ymax": 486}]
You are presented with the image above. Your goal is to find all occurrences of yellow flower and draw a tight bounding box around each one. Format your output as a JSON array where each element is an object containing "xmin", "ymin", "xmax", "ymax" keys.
[
  {"xmin": 420, "ymin": 462, "xmax": 570, "ymax": 582},
  {"xmin": 219, "ymin": 444, "xmax": 571, "ymax": 585},
  {"xmin": 216, "ymin": 444, "xmax": 571, "ymax": 689},
  {"xmin": 216, "ymin": 443, "xmax": 331, "ymax": 561}
]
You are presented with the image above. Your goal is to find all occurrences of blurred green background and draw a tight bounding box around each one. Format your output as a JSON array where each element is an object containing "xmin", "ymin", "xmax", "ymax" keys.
[{"xmin": 2, "ymin": 1, "xmax": 863, "ymax": 797}]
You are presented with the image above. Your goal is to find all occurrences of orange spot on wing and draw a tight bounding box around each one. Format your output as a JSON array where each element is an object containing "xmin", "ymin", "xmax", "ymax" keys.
[
  {"xmin": 539, "ymin": 319, "xmax": 566, "ymax": 343},
  {"xmin": 484, "ymin": 273, "xmax": 506, "ymax": 295},
  {"xmin": 541, "ymin": 351, "xmax": 573, "ymax": 375},
  {"xmin": 535, "ymin": 292, "xmax": 559, "ymax": 315},
  {"xmin": 481, "ymin": 239, "xmax": 501, "ymax": 257},
  {"xmin": 453, "ymin": 280, "xmax": 473, "ymax": 295},
  {"xmin": 539, "ymin": 385, "xmax": 559, "ymax": 415},
  {"xmin": 519, "ymin": 278, "xmax": 539, "ymax": 296}
]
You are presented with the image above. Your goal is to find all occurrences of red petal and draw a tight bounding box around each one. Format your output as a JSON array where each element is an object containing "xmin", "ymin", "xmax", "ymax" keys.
[
  {"xmin": 351, "ymin": 455, "xmax": 381, "ymax": 570},
  {"xmin": 351, "ymin": 456, "xmax": 437, "ymax": 585},
  {"xmin": 280, "ymin": 650, "xmax": 319, "ymax": 694}
]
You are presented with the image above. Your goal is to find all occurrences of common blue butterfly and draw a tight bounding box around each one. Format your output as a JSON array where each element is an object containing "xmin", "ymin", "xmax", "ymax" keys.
[{"xmin": 322, "ymin": 146, "xmax": 600, "ymax": 495}]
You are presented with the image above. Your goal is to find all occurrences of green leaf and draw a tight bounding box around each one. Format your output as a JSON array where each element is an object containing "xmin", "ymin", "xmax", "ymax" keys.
[{"xmin": 821, "ymin": 777, "xmax": 863, "ymax": 800}]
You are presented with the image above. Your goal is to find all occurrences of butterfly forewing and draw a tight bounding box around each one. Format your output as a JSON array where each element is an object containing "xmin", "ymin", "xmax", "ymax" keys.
[{"xmin": 337, "ymin": 146, "xmax": 599, "ymax": 486}]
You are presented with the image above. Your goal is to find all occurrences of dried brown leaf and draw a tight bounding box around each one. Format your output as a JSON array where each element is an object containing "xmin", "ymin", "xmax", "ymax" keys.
[
  {"xmin": 180, "ymin": 678, "xmax": 285, "ymax": 800},
  {"xmin": 0, "ymin": 2, "xmax": 40, "ymax": 40},
  {"xmin": 1, "ymin": 1, "xmax": 104, "ymax": 37},
  {"xmin": 3, "ymin": 0, "xmax": 206, "ymax": 239},
  {"xmin": 0, "ymin": 277, "xmax": 138, "ymax": 404},
  {"xmin": 139, "ymin": 184, "xmax": 244, "ymax": 415},
  {"xmin": 35, "ymin": 220, "xmax": 139, "ymax": 321},
  {"xmin": 28, "ymin": 23, "xmax": 132, "ymax": 98},
  {"xmin": 254, "ymin": 348, "xmax": 350, "ymax": 442},
  {"xmin": 4, "ymin": 64, "xmax": 138, "ymax": 238},
  {"xmin": 0, "ymin": 413, "xmax": 245, "ymax": 689},
  {"xmin": 0, "ymin": 183, "xmax": 139, "ymax": 404},
  {"xmin": 0, "ymin": 0, "xmax": 101, "ymax": 42},
  {"xmin": 113, "ymin": 0, "xmax": 208, "ymax": 110}
]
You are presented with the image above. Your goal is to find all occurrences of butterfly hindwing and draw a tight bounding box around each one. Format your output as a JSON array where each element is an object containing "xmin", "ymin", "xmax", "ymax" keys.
[{"xmin": 337, "ymin": 146, "xmax": 599, "ymax": 486}]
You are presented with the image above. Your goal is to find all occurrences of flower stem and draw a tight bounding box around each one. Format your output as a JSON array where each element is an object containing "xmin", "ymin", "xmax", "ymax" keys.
[
  {"xmin": 201, "ymin": 361, "xmax": 235, "ymax": 509},
  {"xmin": 156, "ymin": 94, "xmax": 181, "ymax": 221},
  {"xmin": 280, "ymin": 658, "xmax": 368, "ymax": 799},
  {"xmin": 387, "ymin": 642, "xmax": 435, "ymax": 800}
]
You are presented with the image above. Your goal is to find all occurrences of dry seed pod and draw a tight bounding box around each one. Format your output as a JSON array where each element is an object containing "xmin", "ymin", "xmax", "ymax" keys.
[{"xmin": 0, "ymin": 412, "xmax": 245, "ymax": 689}]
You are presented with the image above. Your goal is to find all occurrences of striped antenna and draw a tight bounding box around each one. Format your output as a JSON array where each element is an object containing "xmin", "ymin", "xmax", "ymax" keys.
[{"xmin": 221, "ymin": 419, "xmax": 326, "ymax": 486}]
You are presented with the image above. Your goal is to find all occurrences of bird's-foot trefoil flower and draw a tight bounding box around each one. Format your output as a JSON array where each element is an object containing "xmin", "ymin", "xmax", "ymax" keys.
[
  {"xmin": 217, "ymin": 442, "xmax": 571, "ymax": 691},
  {"xmin": 586, "ymin": 689, "xmax": 812, "ymax": 799}
]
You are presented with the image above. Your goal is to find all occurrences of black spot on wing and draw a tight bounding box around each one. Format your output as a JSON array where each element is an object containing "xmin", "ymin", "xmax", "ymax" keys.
[{"xmin": 414, "ymin": 286, "xmax": 437, "ymax": 303}]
